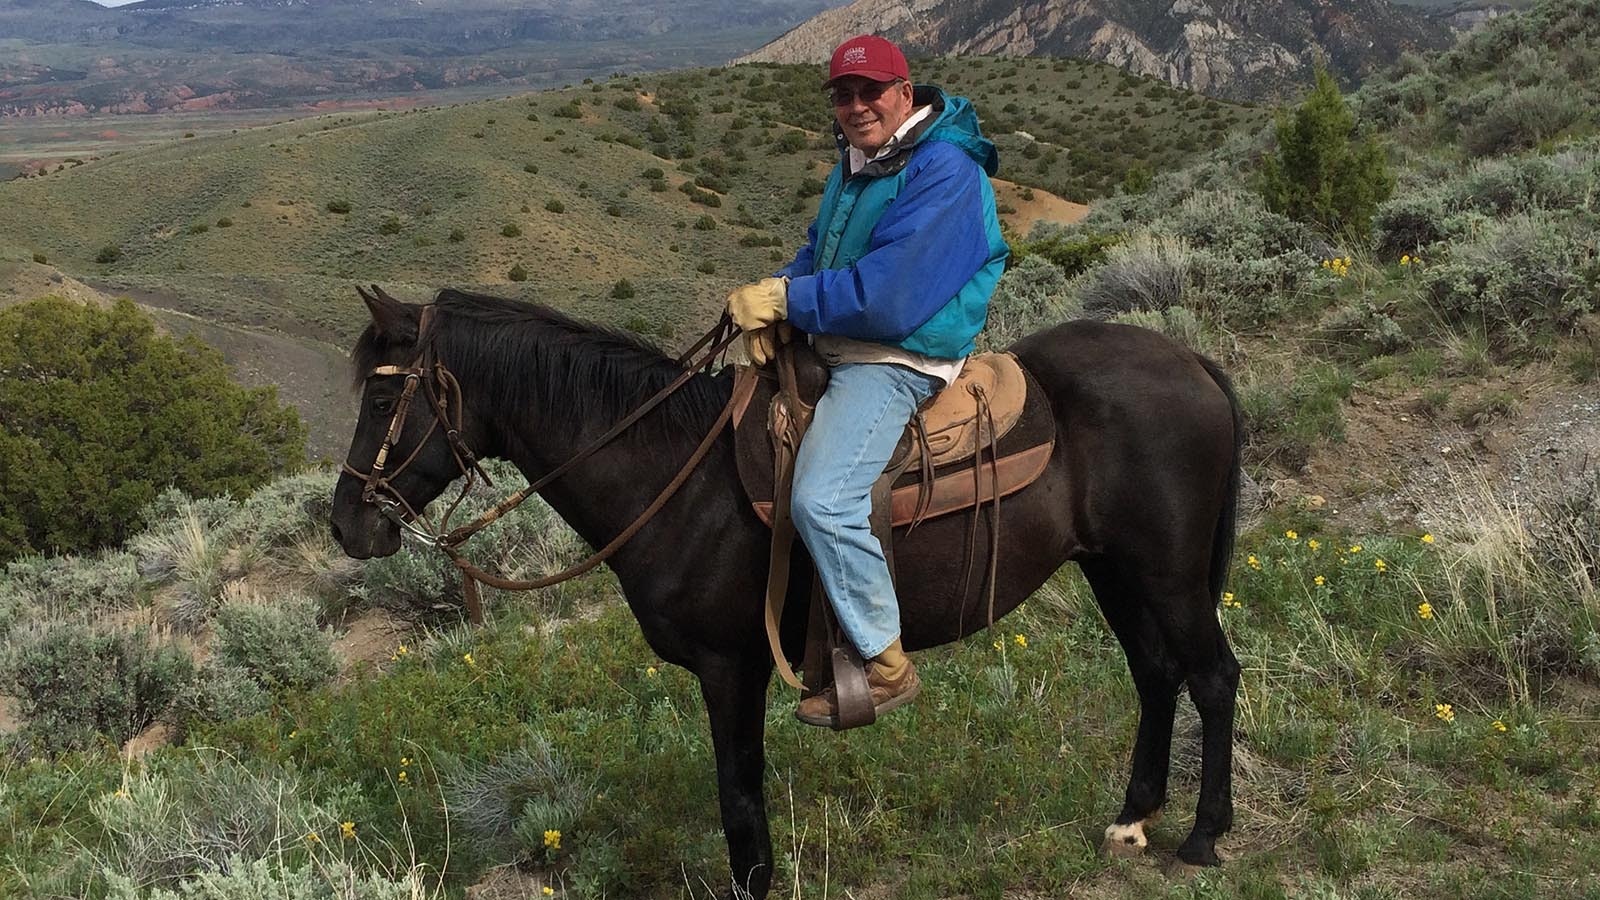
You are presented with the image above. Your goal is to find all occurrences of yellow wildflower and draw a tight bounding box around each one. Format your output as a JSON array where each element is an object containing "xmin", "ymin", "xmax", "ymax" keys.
[
  {"xmin": 1492, "ymin": 720, "xmax": 1508, "ymax": 733},
  {"xmin": 1421, "ymin": 533, "xmax": 1435, "ymax": 545},
  {"xmin": 1247, "ymin": 554, "xmax": 1261, "ymax": 570},
  {"xmin": 391, "ymin": 644, "xmax": 410, "ymax": 661},
  {"xmin": 646, "ymin": 666, "xmax": 658, "ymax": 678},
  {"xmin": 289, "ymin": 730, "xmax": 298, "ymax": 739},
  {"xmin": 1221, "ymin": 592, "xmax": 1241, "ymax": 609},
  {"xmin": 340, "ymin": 821, "xmax": 357, "ymax": 840},
  {"xmin": 1314, "ymin": 575, "xmax": 1326, "ymax": 586},
  {"xmin": 463, "ymin": 652, "xmax": 475, "ymax": 668},
  {"xmin": 993, "ymin": 638, "xmax": 1003, "ymax": 651},
  {"xmin": 1013, "ymin": 634, "xmax": 1027, "ymax": 648},
  {"xmin": 400, "ymin": 756, "xmax": 412, "ymax": 767},
  {"xmin": 1349, "ymin": 544, "xmax": 1362, "ymax": 554},
  {"xmin": 543, "ymin": 829, "xmax": 562, "ymax": 851},
  {"xmin": 1434, "ymin": 703, "xmax": 1455, "ymax": 723},
  {"xmin": 1285, "ymin": 530, "xmax": 1298, "ymax": 541},
  {"xmin": 1307, "ymin": 538, "xmax": 1321, "ymax": 552},
  {"xmin": 397, "ymin": 770, "xmax": 410, "ymax": 784},
  {"xmin": 543, "ymin": 889, "xmax": 554, "ymax": 897},
  {"xmin": 1374, "ymin": 558, "xmax": 1388, "ymax": 573},
  {"xmin": 306, "ymin": 832, "xmax": 321, "ymax": 844},
  {"xmin": 1400, "ymin": 254, "xmax": 1411, "ymax": 265},
  {"xmin": 1417, "ymin": 601, "xmax": 1434, "ymax": 621}
]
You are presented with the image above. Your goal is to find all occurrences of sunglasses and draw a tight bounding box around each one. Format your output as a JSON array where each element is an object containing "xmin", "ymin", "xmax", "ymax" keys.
[{"xmin": 827, "ymin": 80, "xmax": 903, "ymax": 107}]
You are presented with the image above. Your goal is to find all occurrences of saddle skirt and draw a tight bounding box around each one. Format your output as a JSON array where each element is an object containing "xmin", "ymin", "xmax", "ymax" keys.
[{"xmin": 733, "ymin": 348, "xmax": 1056, "ymax": 529}]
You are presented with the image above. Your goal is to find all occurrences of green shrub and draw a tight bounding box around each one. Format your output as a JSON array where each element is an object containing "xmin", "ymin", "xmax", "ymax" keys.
[
  {"xmin": 186, "ymin": 223, "xmax": 209, "ymax": 235},
  {"xmin": 1070, "ymin": 233, "xmax": 1193, "ymax": 317},
  {"xmin": 31, "ymin": 251, "xmax": 46, "ymax": 264},
  {"xmin": 981, "ymin": 256, "xmax": 1077, "ymax": 351},
  {"xmin": 773, "ymin": 130, "xmax": 807, "ymax": 154},
  {"xmin": 544, "ymin": 199, "xmax": 565, "ymax": 214},
  {"xmin": 213, "ymin": 597, "xmax": 336, "ymax": 692},
  {"xmin": 378, "ymin": 217, "xmax": 402, "ymax": 235},
  {"xmin": 1260, "ymin": 67, "xmax": 1394, "ymax": 239},
  {"xmin": 640, "ymin": 167, "xmax": 664, "ymax": 181},
  {"xmin": 695, "ymin": 259, "xmax": 716, "ymax": 274},
  {"xmin": 3, "ymin": 623, "xmax": 194, "ymax": 754},
  {"xmin": 508, "ymin": 263, "xmax": 529, "ymax": 282},
  {"xmin": 107, "ymin": 856, "xmax": 422, "ymax": 900},
  {"xmin": 1017, "ymin": 230, "xmax": 1121, "ymax": 278},
  {"xmin": 95, "ymin": 244, "xmax": 122, "ymax": 263},
  {"xmin": 1241, "ymin": 362, "xmax": 1354, "ymax": 468},
  {"xmin": 524, "ymin": 163, "xmax": 538, "ymax": 173},
  {"xmin": 1114, "ymin": 306, "xmax": 1214, "ymax": 353},
  {"xmin": 1460, "ymin": 83, "xmax": 1588, "ymax": 157},
  {"xmin": 91, "ymin": 751, "xmax": 344, "ymax": 890},
  {"xmin": 692, "ymin": 215, "xmax": 716, "ymax": 231},
  {"xmin": 326, "ymin": 199, "xmax": 351, "ymax": 214},
  {"xmin": 441, "ymin": 730, "xmax": 590, "ymax": 862},
  {"xmin": 0, "ymin": 298, "xmax": 305, "ymax": 561},
  {"xmin": 0, "ymin": 550, "xmax": 143, "ymax": 636},
  {"xmin": 171, "ymin": 659, "xmax": 269, "ymax": 728},
  {"xmin": 1423, "ymin": 211, "xmax": 1595, "ymax": 355},
  {"xmin": 611, "ymin": 279, "xmax": 636, "ymax": 299},
  {"xmin": 216, "ymin": 217, "xmax": 232, "ymax": 228},
  {"xmin": 1374, "ymin": 193, "xmax": 1447, "ymax": 258},
  {"xmin": 448, "ymin": 228, "xmax": 465, "ymax": 243}
]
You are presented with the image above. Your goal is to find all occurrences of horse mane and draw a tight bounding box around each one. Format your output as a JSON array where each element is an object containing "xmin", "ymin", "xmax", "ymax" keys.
[{"xmin": 352, "ymin": 288, "xmax": 726, "ymax": 446}]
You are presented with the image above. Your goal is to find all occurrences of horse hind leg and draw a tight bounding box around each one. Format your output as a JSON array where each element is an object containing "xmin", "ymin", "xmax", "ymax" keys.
[
  {"xmin": 1138, "ymin": 572, "xmax": 1240, "ymax": 869},
  {"xmin": 1081, "ymin": 561, "xmax": 1185, "ymax": 860}
]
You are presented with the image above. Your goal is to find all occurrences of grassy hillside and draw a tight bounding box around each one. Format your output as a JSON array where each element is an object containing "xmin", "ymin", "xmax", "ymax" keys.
[
  {"xmin": 0, "ymin": 57, "xmax": 1264, "ymax": 343},
  {"xmin": 3, "ymin": 2, "xmax": 1600, "ymax": 897}
]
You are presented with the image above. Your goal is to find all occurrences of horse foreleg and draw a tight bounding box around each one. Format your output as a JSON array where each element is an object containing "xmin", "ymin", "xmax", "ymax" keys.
[{"xmin": 698, "ymin": 656, "xmax": 775, "ymax": 899}]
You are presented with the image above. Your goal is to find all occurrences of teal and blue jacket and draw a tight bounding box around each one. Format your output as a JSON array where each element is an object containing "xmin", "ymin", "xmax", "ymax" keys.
[{"xmin": 777, "ymin": 86, "xmax": 1009, "ymax": 360}]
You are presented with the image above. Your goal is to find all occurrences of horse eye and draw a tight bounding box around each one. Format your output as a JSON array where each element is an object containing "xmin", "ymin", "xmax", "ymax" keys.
[{"xmin": 372, "ymin": 397, "xmax": 396, "ymax": 415}]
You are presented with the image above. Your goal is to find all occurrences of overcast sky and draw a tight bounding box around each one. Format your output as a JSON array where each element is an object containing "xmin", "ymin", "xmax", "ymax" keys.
[{"xmin": 90, "ymin": 1, "xmax": 143, "ymax": 6}]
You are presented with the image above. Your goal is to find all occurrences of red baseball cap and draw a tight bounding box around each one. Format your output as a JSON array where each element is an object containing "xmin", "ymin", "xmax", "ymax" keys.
[{"xmin": 826, "ymin": 34, "xmax": 910, "ymax": 86}]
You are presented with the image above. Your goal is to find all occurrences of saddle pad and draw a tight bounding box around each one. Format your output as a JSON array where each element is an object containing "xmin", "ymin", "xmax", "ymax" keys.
[{"xmin": 734, "ymin": 360, "xmax": 1057, "ymax": 529}]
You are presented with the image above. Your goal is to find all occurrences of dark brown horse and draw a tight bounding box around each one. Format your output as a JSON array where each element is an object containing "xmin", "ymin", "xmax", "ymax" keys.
[{"xmin": 330, "ymin": 286, "xmax": 1242, "ymax": 897}]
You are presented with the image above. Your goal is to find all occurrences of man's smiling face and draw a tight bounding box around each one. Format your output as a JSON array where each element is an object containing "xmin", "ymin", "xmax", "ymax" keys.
[{"xmin": 831, "ymin": 75, "xmax": 915, "ymax": 156}]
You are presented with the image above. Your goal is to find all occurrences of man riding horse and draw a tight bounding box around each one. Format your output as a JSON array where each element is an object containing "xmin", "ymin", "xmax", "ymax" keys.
[{"xmin": 724, "ymin": 35, "xmax": 1010, "ymax": 727}]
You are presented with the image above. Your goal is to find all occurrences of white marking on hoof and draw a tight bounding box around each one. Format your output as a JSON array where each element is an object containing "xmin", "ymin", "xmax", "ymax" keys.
[{"xmin": 1102, "ymin": 820, "xmax": 1150, "ymax": 859}]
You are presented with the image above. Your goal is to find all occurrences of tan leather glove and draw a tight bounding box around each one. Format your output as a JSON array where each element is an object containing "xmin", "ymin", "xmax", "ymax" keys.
[
  {"xmin": 744, "ymin": 326, "xmax": 779, "ymax": 366},
  {"xmin": 726, "ymin": 276, "xmax": 788, "ymax": 332}
]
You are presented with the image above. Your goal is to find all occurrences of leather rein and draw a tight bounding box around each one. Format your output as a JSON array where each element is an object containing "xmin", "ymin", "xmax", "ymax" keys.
[{"xmin": 342, "ymin": 292, "xmax": 754, "ymax": 623}]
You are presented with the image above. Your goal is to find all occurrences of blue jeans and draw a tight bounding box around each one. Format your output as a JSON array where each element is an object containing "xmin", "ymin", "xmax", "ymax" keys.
[{"xmin": 791, "ymin": 363, "xmax": 943, "ymax": 659}]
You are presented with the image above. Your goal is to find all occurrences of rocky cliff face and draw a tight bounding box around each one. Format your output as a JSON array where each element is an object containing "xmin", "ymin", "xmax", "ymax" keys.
[{"xmin": 737, "ymin": 0, "xmax": 1456, "ymax": 100}]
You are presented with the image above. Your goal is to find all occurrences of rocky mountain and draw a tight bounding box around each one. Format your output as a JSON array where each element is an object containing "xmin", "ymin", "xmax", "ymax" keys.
[
  {"xmin": 0, "ymin": 0, "xmax": 844, "ymax": 115},
  {"xmin": 735, "ymin": 0, "xmax": 1458, "ymax": 100}
]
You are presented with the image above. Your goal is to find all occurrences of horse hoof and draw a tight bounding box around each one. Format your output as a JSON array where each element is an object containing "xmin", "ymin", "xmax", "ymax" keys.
[
  {"xmin": 1164, "ymin": 858, "xmax": 1206, "ymax": 880},
  {"xmin": 1101, "ymin": 821, "xmax": 1150, "ymax": 859}
]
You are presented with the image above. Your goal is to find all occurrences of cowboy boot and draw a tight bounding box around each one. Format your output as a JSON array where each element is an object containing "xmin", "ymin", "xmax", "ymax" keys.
[{"xmin": 796, "ymin": 638, "xmax": 921, "ymax": 727}]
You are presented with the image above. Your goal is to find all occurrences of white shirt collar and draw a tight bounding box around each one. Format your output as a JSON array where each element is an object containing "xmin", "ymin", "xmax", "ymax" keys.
[{"xmin": 847, "ymin": 104, "xmax": 934, "ymax": 174}]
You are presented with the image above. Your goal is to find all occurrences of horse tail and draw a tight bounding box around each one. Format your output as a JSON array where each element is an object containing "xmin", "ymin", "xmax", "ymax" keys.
[{"xmin": 1197, "ymin": 353, "xmax": 1242, "ymax": 603}]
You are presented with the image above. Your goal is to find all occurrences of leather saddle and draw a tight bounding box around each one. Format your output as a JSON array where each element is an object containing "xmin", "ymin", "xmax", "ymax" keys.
[
  {"xmin": 733, "ymin": 343, "xmax": 1056, "ymax": 530},
  {"xmin": 733, "ymin": 336, "xmax": 1056, "ymax": 730}
]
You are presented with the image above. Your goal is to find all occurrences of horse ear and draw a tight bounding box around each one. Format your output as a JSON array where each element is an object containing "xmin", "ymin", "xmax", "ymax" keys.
[{"xmin": 357, "ymin": 284, "xmax": 418, "ymax": 343}]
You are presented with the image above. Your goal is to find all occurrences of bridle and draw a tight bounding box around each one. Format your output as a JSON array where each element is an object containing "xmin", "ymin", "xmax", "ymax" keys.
[{"xmin": 342, "ymin": 285, "xmax": 755, "ymax": 622}]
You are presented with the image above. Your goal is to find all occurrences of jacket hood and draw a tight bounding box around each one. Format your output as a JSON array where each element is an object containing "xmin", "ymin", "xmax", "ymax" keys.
[{"xmin": 914, "ymin": 87, "xmax": 999, "ymax": 177}]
